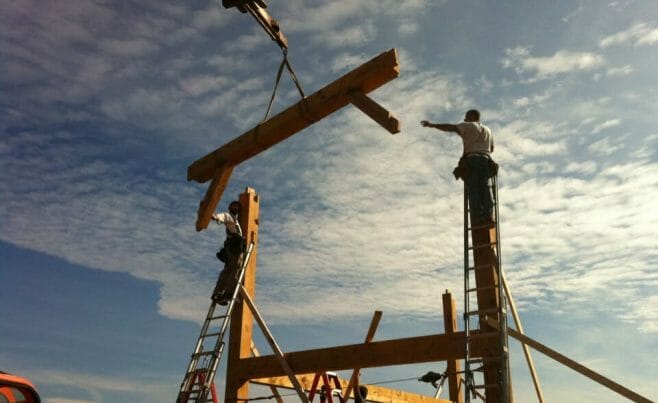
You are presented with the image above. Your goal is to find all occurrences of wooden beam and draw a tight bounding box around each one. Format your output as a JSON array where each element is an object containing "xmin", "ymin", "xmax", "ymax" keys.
[
  {"xmin": 442, "ymin": 291, "xmax": 463, "ymax": 403},
  {"xmin": 485, "ymin": 318, "xmax": 653, "ymax": 403},
  {"xmin": 347, "ymin": 91, "xmax": 400, "ymax": 134},
  {"xmin": 225, "ymin": 188, "xmax": 260, "ymax": 403},
  {"xmin": 251, "ymin": 374, "xmax": 452, "ymax": 403},
  {"xmin": 196, "ymin": 163, "xmax": 234, "ymax": 231},
  {"xmin": 344, "ymin": 311, "xmax": 382, "ymax": 401},
  {"xmin": 187, "ymin": 48, "xmax": 399, "ymax": 184},
  {"xmin": 231, "ymin": 331, "xmax": 499, "ymax": 380},
  {"xmin": 471, "ymin": 225, "xmax": 504, "ymax": 403}
]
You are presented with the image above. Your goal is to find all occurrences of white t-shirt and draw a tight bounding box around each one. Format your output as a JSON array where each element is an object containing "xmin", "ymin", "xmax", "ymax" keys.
[
  {"xmin": 212, "ymin": 212, "xmax": 242, "ymax": 236},
  {"xmin": 456, "ymin": 121, "xmax": 493, "ymax": 155}
]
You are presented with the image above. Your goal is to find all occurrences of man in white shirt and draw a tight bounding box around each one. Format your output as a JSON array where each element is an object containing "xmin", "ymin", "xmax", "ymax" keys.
[
  {"xmin": 211, "ymin": 200, "xmax": 244, "ymax": 305},
  {"xmin": 421, "ymin": 109, "xmax": 496, "ymax": 224}
]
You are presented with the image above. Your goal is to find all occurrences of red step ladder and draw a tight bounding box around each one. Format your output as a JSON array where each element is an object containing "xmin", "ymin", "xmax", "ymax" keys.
[{"xmin": 308, "ymin": 372, "xmax": 345, "ymax": 403}]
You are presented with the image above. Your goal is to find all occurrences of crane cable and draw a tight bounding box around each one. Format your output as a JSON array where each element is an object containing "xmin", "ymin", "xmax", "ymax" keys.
[{"xmin": 261, "ymin": 48, "xmax": 305, "ymax": 123}]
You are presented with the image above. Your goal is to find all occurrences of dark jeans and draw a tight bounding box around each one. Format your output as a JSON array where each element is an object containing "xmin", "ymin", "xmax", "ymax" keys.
[
  {"xmin": 213, "ymin": 235, "xmax": 244, "ymax": 298},
  {"xmin": 466, "ymin": 155, "xmax": 494, "ymax": 224}
]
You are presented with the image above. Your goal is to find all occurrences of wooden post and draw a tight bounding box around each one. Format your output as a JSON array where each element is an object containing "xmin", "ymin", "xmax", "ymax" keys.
[
  {"xmin": 442, "ymin": 291, "xmax": 463, "ymax": 403},
  {"xmin": 471, "ymin": 225, "xmax": 504, "ymax": 403},
  {"xmin": 225, "ymin": 187, "xmax": 260, "ymax": 403}
]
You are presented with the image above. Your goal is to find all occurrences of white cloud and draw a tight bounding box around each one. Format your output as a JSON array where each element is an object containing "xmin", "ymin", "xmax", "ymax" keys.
[
  {"xmin": 599, "ymin": 23, "xmax": 658, "ymax": 48},
  {"xmin": 592, "ymin": 118, "xmax": 621, "ymax": 134},
  {"xmin": 502, "ymin": 47, "xmax": 605, "ymax": 81},
  {"xmin": 606, "ymin": 65, "xmax": 633, "ymax": 76}
]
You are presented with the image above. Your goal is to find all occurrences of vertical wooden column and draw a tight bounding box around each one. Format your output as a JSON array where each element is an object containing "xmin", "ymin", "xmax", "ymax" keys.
[
  {"xmin": 226, "ymin": 187, "xmax": 260, "ymax": 403},
  {"xmin": 442, "ymin": 291, "xmax": 463, "ymax": 403},
  {"xmin": 472, "ymin": 226, "xmax": 502, "ymax": 403}
]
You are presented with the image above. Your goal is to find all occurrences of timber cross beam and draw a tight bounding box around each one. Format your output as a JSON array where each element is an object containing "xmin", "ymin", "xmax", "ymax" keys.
[{"xmin": 188, "ymin": 48, "xmax": 401, "ymax": 231}]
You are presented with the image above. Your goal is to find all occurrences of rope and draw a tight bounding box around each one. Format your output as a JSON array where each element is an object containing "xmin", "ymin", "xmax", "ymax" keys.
[
  {"xmin": 367, "ymin": 376, "xmax": 420, "ymax": 386},
  {"xmin": 261, "ymin": 49, "xmax": 305, "ymax": 123}
]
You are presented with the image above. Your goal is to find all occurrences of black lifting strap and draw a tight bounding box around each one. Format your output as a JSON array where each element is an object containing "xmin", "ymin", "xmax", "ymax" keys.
[{"xmin": 261, "ymin": 49, "xmax": 306, "ymax": 123}]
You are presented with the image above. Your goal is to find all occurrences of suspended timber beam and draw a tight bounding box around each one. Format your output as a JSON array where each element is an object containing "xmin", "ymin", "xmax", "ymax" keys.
[
  {"xmin": 251, "ymin": 374, "xmax": 452, "ymax": 403},
  {"xmin": 187, "ymin": 48, "xmax": 400, "ymax": 231}
]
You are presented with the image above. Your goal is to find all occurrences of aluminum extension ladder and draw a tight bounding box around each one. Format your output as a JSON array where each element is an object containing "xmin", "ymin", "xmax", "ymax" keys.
[
  {"xmin": 463, "ymin": 173, "xmax": 510, "ymax": 403},
  {"xmin": 176, "ymin": 242, "xmax": 255, "ymax": 403}
]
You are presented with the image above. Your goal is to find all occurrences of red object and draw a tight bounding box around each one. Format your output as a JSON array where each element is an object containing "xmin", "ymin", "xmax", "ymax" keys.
[
  {"xmin": 0, "ymin": 372, "xmax": 41, "ymax": 403},
  {"xmin": 307, "ymin": 372, "xmax": 345, "ymax": 403}
]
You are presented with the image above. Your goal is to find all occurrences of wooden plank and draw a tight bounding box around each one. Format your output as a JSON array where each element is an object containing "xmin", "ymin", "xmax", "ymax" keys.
[
  {"xmin": 442, "ymin": 291, "xmax": 463, "ymax": 403},
  {"xmin": 232, "ymin": 332, "xmax": 487, "ymax": 380},
  {"xmin": 251, "ymin": 374, "xmax": 453, "ymax": 403},
  {"xmin": 347, "ymin": 91, "xmax": 401, "ymax": 134},
  {"xmin": 485, "ymin": 318, "xmax": 653, "ymax": 403},
  {"xmin": 196, "ymin": 163, "xmax": 234, "ymax": 231},
  {"xmin": 344, "ymin": 311, "xmax": 382, "ymax": 401},
  {"xmin": 187, "ymin": 48, "xmax": 400, "ymax": 184}
]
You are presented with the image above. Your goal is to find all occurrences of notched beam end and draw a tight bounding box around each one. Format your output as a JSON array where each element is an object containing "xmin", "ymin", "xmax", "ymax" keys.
[
  {"xmin": 195, "ymin": 164, "xmax": 235, "ymax": 231},
  {"xmin": 348, "ymin": 91, "xmax": 401, "ymax": 135}
]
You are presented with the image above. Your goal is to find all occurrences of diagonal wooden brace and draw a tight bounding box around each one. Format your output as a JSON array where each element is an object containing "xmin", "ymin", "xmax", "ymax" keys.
[
  {"xmin": 343, "ymin": 311, "xmax": 382, "ymax": 401},
  {"xmin": 196, "ymin": 163, "xmax": 234, "ymax": 231},
  {"xmin": 348, "ymin": 91, "xmax": 400, "ymax": 134}
]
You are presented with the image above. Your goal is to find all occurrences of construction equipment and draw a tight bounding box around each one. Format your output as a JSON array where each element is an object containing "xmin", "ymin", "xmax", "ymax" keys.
[
  {"xmin": 462, "ymin": 173, "xmax": 510, "ymax": 402},
  {"xmin": 308, "ymin": 372, "xmax": 345, "ymax": 403},
  {"xmin": 222, "ymin": 0, "xmax": 288, "ymax": 50},
  {"xmin": 176, "ymin": 242, "xmax": 255, "ymax": 403}
]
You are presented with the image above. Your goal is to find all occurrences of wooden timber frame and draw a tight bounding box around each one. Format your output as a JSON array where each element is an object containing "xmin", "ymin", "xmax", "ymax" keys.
[
  {"xmin": 187, "ymin": 47, "xmax": 653, "ymax": 403},
  {"xmin": 226, "ymin": 192, "xmax": 652, "ymax": 403},
  {"xmin": 188, "ymin": 48, "xmax": 401, "ymax": 232},
  {"xmin": 226, "ymin": 186, "xmax": 462, "ymax": 403}
]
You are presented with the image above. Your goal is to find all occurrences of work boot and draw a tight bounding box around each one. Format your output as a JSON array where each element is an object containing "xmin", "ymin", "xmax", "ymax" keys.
[{"xmin": 211, "ymin": 291, "xmax": 229, "ymax": 305}]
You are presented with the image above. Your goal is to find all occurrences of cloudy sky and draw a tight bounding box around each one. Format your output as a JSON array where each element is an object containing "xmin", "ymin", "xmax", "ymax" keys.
[{"xmin": 1, "ymin": 0, "xmax": 657, "ymax": 402}]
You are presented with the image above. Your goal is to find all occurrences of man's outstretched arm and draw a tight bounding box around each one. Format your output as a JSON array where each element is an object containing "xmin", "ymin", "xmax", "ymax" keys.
[{"xmin": 420, "ymin": 120, "xmax": 459, "ymax": 133}]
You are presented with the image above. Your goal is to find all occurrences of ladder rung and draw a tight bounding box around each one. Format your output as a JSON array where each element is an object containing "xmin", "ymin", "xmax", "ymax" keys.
[
  {"xmin": 468, "ymin": 356, "xmax": 502, "ymax": 363},
  {"xmin": 465, "ymin": 307, "xmax": 499, "ymax": 316},
  {"xmin": 469, "ymin": 222, "xmax": 496, "ymax": 231},
  {"xmin": 468, "ymin": 331, "xmax": 499, "ymax": 339},
  {"xmin": 194, "ymin": 350, "xmax": 217, "ymax": 357},
  {"xmin": 210, "ymin": 315, "xmax": 228, "ymax": 320},
  {"xmin": 466, "ymin": 285, "xmax": 498, "ymax": 293},
  {"xmin": 468, "ymin": 242, "xmax": 497, "ymax": 250},
  {"xmin": 202, "ymin": 331, "xmax": 225, "ymax": 338},
  {"xmin": 468, "ymin": 263, "xmax": 497, "ymax": 271},
  {"xmin": 473, "ymin": 383, "xmax": 500, "ymax": 390}
]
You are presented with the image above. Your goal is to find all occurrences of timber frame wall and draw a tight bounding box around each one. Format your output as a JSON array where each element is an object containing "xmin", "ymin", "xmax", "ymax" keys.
[{"xmin": 224, "ymin": 188, "xmax": 499, "ymax": 403}]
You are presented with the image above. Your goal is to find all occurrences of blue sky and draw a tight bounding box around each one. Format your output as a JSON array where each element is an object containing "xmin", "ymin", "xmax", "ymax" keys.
[{"xmin": 1, "ymin": 0, "xmax": 657, "ymax": 402}]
